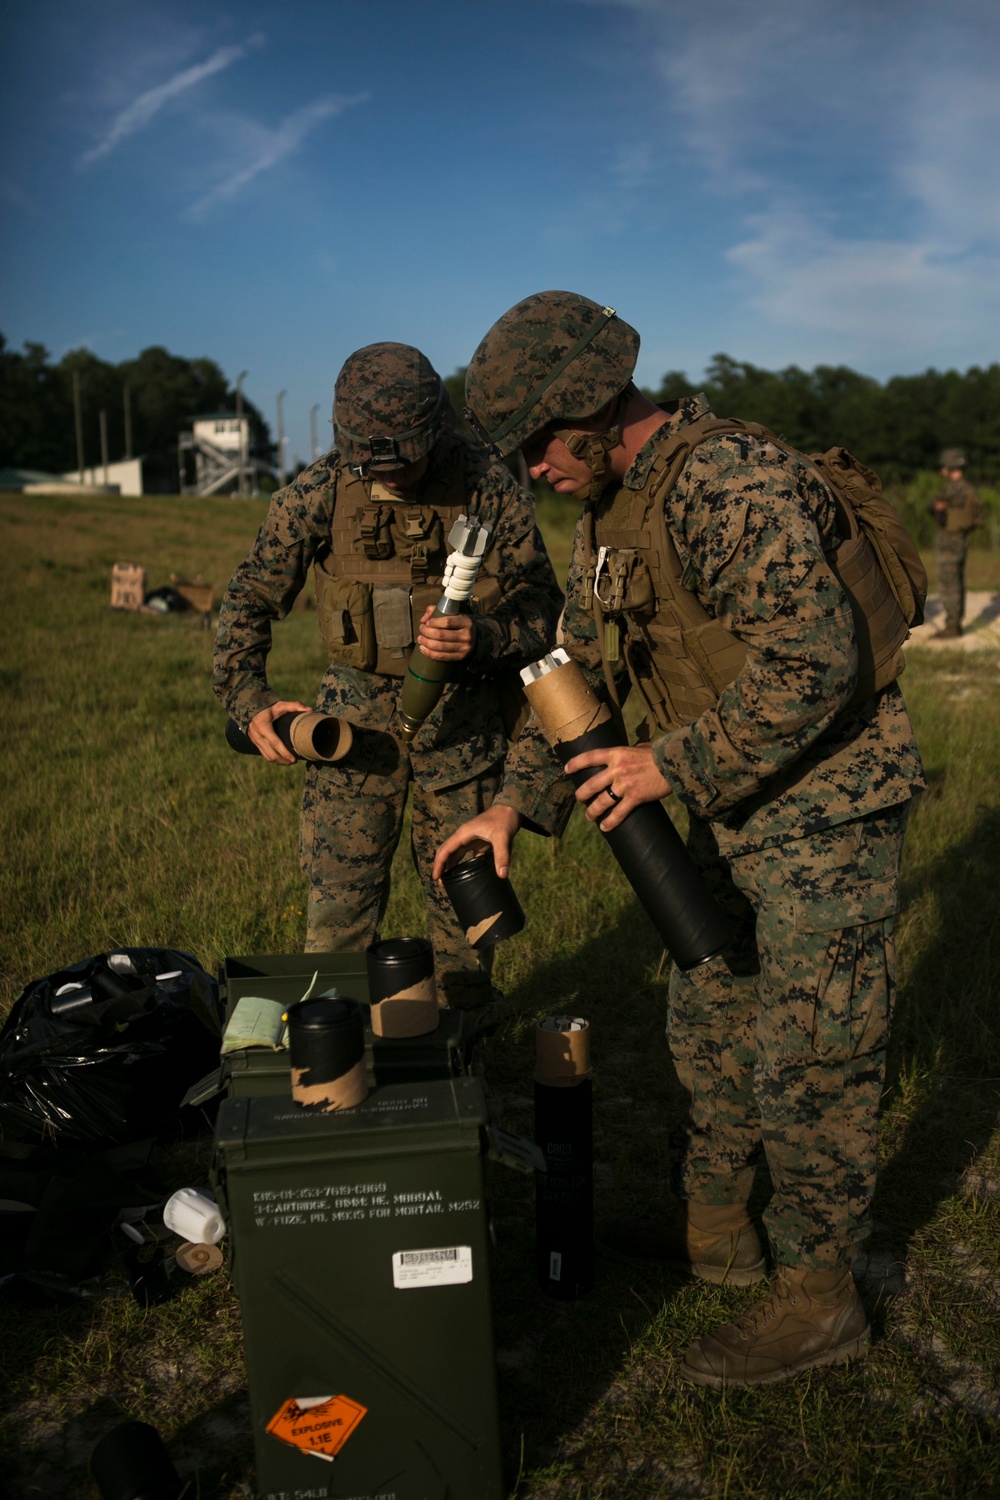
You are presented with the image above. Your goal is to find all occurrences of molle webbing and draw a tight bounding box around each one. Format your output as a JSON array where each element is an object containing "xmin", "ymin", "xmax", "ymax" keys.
[
  {"xmin": 327, "ymin": 464, "xmax": 469, "ymax": 585},
  {"xmin": 314, "ymin": 447, "xmax": 501, "ymax": 677},
  {"xmin": 589, "ymin": 415, "xmax": 773, "ymax": 730},
  {"xmin": 591, "ymin": 414, "xmax": 919, "ymax": 732}
]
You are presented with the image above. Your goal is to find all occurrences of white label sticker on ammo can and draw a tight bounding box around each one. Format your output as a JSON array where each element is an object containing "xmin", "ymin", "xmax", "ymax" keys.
[{"xmin": 392, "ymin": 1245, "xmax": 473, "ymax": 1288}]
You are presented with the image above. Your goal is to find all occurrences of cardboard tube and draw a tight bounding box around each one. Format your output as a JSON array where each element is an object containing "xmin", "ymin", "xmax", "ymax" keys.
[
  {"xmin": 521, "ymin": 653, "xmax": 612, "ymax": 747},
  {"xmin": 291, "ymin": 1055, "xmax": 368, "ymax": 1110},
  {"xmin": 465, "ymin": 911, "xmax": 503, "ymax": 946},
  {"xmin": 370, "ymin": 976, "xmax": 439, "ymax": 1040},
  {"xmin": 225, "ymin": 710, "xmax": 352, "ymax": 763},
  {"xmin": 287, "ymin": 710, "xmax": 353, "ymax": 762},
  {"xmin": 535, "ymin": 1016, "xmax": 591, "ymax": 1088}
]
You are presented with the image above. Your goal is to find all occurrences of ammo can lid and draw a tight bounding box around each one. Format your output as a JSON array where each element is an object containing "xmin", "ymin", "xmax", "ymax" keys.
[
  {"xmin": 214, "ymin": 1077, "xmax": 489, "ymax": 1158},
  {"xmin": 285, "ymin": 996, "xmax": 364, "ymax": 1032}
]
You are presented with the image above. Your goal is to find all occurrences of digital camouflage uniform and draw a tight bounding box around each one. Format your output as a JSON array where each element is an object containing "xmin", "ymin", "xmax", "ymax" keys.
[
  {"xmin": 214, "ymin": 369, "xmax": 563, "ymax": 1010},
  {"xmin": 928, "ymin": 470, "xmax": 983, "ymax": 633},
  {"xmin": 495, "ymin": 393, "xmax": 925, "ymax": 1270}
]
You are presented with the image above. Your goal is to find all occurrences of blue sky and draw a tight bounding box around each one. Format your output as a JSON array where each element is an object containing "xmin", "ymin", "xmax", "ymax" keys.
[{"xmin": 2, "ymin": 0, "xmax": 998, "ymax": 470}]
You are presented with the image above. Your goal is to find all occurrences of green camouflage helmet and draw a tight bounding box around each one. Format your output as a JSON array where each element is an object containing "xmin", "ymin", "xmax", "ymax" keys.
[
  {"xmin": 334, "ymin": 343, "xmax": 454, "ymax": 471},
  {"xmin": 464, "ymin": 291, "xmax": 641, "ymax": 457},
  {"xmin": 939, "ymin": 447, "xmax": 967, "ymax": 469}
]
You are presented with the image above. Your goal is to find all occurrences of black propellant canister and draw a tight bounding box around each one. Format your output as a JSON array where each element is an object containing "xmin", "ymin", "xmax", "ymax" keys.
[
  {"xmin": 285, "ymin": 996, "xmax": 368, "ymax": 1110},
  {"xmin": 534, "ymin": 1016, "xmax": 593, "ymax": 1299},
  {"xmin": 366, "ymin": 937, "xmax": 439, "ymax": 1038},
  {"xmin": 441, "ymin": 850, "xmax": 526, "ymax": 949},
  {"xmin": 521, "ymin": 652, "xmax": 730, "ymax": 971},
  {"xmin": 90, "ymin": 1420, "xmax": 183, "ymax": 1500}
]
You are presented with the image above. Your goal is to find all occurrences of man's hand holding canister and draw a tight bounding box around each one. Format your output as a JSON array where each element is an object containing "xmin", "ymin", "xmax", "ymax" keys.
[
  {"xmin": 565, "ymin": 742, "xmax": 673, "ymax": 831},
  {"xmin": 432, "ymin": 804, "xmax": 523, "ymax": 882},
  {"xmin": 248, "ymin": 700, "xmax": 312, "ymax": 764}
]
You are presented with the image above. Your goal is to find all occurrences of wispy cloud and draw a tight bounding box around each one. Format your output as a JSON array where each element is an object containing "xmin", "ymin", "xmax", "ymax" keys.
[
  {"xmin": 80, "ymin": 33, "xmax": 265, "ymax": 166},
  {"xmin": 184, "ymin": 93, "xmax": 369, "ymax": 220},
  {"xmin": 596, "ymin": 0, "xmax": 1000, "ymax": 368},
  {"xmin": 726, "ymin": 209, "xmax": 1000, "ymax": 370}
]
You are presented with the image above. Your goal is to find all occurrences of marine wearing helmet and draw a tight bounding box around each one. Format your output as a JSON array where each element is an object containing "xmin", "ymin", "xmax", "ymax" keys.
[
  {"xmin": 465, "ymin": 292, "xmax": 641, "ymax": 504},
  {"xmin": 334, "ymin": 341, "xmax": 456, "ymax": 484}
]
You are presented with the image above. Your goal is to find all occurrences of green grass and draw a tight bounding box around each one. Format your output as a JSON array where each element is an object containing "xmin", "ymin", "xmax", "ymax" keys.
[{"xmin": 1, "ymin": 494, "xmax": 999, "ymax": 1499}]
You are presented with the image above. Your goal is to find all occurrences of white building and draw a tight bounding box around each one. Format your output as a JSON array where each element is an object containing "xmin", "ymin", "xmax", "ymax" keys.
[
  {"xmin": 61, "ymin": 457, "xmax": 144, "ymax": 495},
  {"xmin": 178, "ymin": 412, "xmax": 264, "ymax": 495}
]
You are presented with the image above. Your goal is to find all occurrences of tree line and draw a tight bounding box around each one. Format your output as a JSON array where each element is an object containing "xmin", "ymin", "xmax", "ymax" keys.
[
  {"xmin": 4, "ymin": 335, "xmax": 998, "ymax": 494},
  {"xmin": 0, "ymin": 335, "xmax": 272, "ymax": 492},
  {"xmin": 645, "ymin": 355, "xmax": 1000, "ymax": 484}
]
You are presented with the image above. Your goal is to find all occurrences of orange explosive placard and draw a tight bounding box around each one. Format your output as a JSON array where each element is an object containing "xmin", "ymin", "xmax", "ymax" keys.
[{"xmin": 266, "ymin": 1393, "xmax": 367, "ymax": 1459}]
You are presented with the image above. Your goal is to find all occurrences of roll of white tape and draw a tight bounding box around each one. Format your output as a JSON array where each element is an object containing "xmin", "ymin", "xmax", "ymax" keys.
[{"xmin": 162, "ymin": 1187, "xmax": 226, "ymax": 1245}]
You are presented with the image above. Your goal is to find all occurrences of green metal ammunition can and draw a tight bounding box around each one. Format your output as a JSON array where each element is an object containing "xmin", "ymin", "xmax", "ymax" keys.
[
  {"xmin": 212, "ymin": 1078, "xmax": 504, "ymax": 1499},
  {"xmin": 220, "ymin": 954, "xmax": 466, "ymax": 1097}
]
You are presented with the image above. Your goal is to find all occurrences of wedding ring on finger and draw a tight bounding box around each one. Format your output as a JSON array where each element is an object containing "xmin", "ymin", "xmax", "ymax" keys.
[{"xmin": 607, "ymin": 787, "xmax": 622, "ymax": 804}]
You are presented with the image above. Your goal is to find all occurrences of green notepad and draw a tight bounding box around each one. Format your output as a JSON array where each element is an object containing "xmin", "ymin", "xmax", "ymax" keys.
[
  {"xmin": 221, "ymin": 996, "xmax": 289, "ymax": 1053},
  {"xmin": 221, "ymin": 972, "xmax": 330, "ymax": 1053}
]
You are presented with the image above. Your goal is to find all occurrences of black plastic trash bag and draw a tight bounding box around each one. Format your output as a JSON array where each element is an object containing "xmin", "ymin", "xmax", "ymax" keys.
[{"xmin": 0, "ymin": 948, "xmax": 223, "ymax": 1147}]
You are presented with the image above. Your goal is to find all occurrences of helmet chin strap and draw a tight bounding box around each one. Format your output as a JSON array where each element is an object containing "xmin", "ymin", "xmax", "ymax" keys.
[{"xmin": 552, "ymin": 386, "xmax": 632, "ymax": 504}]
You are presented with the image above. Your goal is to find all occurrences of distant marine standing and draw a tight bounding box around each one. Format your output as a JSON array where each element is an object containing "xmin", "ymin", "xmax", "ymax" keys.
[
  {"xmin": 213, "ymin": 343, "xmax": 563, "ymax": 1033},
  {"xmin": 928, "ymin": 447, "xmax": 984, "ymax": 638}
]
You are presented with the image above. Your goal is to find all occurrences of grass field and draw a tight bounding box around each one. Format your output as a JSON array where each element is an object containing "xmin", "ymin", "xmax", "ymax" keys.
[{"xmin": 1, "ymin": 492, "xmax": 998, "ymax": 1499}]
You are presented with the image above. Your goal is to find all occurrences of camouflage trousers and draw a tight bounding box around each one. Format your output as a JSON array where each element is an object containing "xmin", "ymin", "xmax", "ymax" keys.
[
  {"xmin": 667, "ymin": 801, "xmax": 911, "ymax": 1270},
  {"xmin": 936, "ymin": 529, "xmax": 969, "ymax": 631},
  {"xmin": 300, "ymin": 731, "xmax": 502, "ymax": 1010}
]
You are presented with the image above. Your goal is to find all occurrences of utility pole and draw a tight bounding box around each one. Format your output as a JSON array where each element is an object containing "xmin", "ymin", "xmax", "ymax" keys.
[
  {"xmin": 276, "ymin": 390, "xmax": 287, "ymax": 488},
  {"xmin": 310, "ymin": 403, "xmax": 320, "ymax": 461},
  {"xmin": 236, "ymin": 371, "xmax": 248, "ymax": 497},
  {"xmin": 123, "ymin": 384, "xmax": 133, "ymax": 460},
  {"xmin": 99, "ymin": 410, "xmax": 109, "ymax": 486},
  {"xmin": 72, "ymin": 368, "xmax": 85, "ymax": 481}
]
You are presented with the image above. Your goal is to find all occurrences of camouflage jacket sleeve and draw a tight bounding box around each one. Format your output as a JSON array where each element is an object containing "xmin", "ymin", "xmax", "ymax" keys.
[
  {"xmin": 651, "ymin": 435, "xmax": 858, "ymax": 817},
  {"xmin": 212, "ymin": 458, "xmax": 337, "ymax": 729},
  {"xmin": 462, "ymin": 450, "xmax": 565, "ymax": 672}
]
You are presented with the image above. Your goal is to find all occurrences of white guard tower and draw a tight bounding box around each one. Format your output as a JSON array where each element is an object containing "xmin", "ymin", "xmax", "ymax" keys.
[{"xmin": 178, "ymin": 413, "xmax": 263, "ymax": 495}]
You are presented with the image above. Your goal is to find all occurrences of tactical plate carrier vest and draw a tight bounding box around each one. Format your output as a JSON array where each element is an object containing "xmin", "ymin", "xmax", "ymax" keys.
[
  {"xmin": 314, "ymin": 445, "xmax": 501, "ymax": 677},
  {"xmin": 940, "ymin": 479, "xmax": 985, "ymax": 533},
  {"xmin": 587, "ymin": 415, "xmax": 926, "ymax": 734}
]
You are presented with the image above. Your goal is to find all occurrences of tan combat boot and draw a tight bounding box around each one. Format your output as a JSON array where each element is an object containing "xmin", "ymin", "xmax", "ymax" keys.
[
  {"xmin": 596, "ymin": 1201, "xmax": 766, "ymax": 1286},
  {"xmin": 680, "ymin": 1264, "xmax": 869, "ymax": 1388}
]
